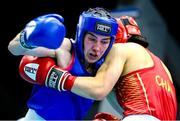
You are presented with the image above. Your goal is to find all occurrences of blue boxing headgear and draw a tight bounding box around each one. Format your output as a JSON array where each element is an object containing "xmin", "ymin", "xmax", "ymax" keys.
[{"xmin": 75, "ymin": 8, "xmax": 118, "ymax": 69}]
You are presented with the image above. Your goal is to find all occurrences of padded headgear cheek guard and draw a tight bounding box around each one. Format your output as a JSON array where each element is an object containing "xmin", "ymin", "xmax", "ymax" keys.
[
  {"xmin": 75, "ymin": 12, "xmax": 118, "ymax": 64},
  {"xmin": 115, "ymin": 16, "xmax": 141, "ymax": 43}
]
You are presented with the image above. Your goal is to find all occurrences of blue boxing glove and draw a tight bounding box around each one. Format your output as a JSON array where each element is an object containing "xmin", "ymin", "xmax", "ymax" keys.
[{"xmin": 19, "ymin": 14, "xmax": 66, "ymax": 49}]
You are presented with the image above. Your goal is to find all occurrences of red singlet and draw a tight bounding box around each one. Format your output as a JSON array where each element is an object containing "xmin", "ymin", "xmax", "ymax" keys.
[{"xmin": 115, "ymin": 50, "xmax": 177, "ymax": 120}]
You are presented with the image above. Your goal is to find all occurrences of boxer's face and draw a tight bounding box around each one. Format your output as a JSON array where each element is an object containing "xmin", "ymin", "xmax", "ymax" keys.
[{"xmin": 83, "ymin": 32, "xmax": 111, "ymax": 63}]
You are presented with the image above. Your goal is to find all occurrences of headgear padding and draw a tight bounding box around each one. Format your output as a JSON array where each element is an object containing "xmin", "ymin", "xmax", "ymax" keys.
[
  {"xmin": 115, "ymin": 15, "xmax": 141, "ymax": 43},
  {"xmin": 75, "ymin": 8, "xmax": 118, "ymax": 66}
]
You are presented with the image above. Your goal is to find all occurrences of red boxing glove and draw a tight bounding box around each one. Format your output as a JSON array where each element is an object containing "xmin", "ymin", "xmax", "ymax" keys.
[
  {"xmin": 19, "ymin": 55, "xmax": 76, "ymax": 91},
  {"xmin": 93, "ymin": 112, "xmax": 121, "ymax": 121}
]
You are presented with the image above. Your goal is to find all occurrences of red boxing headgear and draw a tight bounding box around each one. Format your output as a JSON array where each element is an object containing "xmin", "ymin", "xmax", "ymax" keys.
[{"xmin": 115, "ymin": 16, "xmax": 141, "ymax": 43}]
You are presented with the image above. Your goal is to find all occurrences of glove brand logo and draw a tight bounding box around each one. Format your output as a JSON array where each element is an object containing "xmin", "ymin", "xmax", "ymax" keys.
[
  {"xmin": 20, "ymin": 31, "xmax": 28, "ymax": 48},
  {"xmin": 24, "ymin": 63, "xmax": 39, "ymax": 81},
  {"xmin": 46, "ymin": 68, "xmax": 62, "ymax": 90},
  {"xmin": 96, "ymin": 23, "xmax": 111, "ymax": 34},
  {"xmin": 48, "ymin": 71, "xmax": 59, "ymax": 88}
]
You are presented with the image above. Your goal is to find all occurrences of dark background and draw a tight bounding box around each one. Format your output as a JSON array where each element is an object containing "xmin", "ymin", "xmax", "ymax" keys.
[{"xmin": 0, "ymin": 0, "xmax": 179, "ymax": 120}]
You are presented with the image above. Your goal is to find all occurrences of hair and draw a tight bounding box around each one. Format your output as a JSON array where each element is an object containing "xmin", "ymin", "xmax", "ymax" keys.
[
  {"xmin": 128, "ymin": 35, "xmax": 149, "ymax": 48},
  {"xmin": 85, "ymin": 7, "xmax": 114, "ymax": 19}
]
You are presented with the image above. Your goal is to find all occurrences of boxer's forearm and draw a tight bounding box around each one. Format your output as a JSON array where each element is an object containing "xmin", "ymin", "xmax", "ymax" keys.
[
  {"xmin": 8, "ymin": 33, "xmax": 27, "ymax": 56},
  {"xmin": 24, "ymin": 47, "xmax": 56, "ymax": 58},
  {"xmin": 71, "ymin": 76, "xmax": 107, "ymax": 100}
]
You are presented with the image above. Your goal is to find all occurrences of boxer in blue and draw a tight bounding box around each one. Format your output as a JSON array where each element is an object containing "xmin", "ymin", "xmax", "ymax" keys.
[{"xmin": 8, "ymin": 7, "xmax": 118, "ymax": 120}]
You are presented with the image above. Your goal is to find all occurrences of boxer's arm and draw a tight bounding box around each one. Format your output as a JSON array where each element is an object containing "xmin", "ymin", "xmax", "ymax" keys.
[
  {"xmin": 8, "ymin": 33, "xmax": 55, "ymax": 57},
  {"xmin": 8, "ymin": 34, "xmax": 69, "ymax": 58},
  {"xmin": 55, "ymin": 38, "xmax": 72, "ymax": 68},
  {"xmin": 8, "ymin": 14, "xmax": 66, "ymax": 57},
  {"xmin": 19, "ymin": 44, "xmax": 126, "ymax": 100},
  {"xmin": 8, "ymin": 33, "xmax": 27, "ymax": 56},
  {"xmin": 71, "ymin": 44, "xmax": 127, "ymax": 100}
]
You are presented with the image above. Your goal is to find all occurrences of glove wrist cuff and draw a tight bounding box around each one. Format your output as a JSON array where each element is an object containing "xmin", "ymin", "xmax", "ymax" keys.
[
  {"xmin": 63, "ymin": 74, "xmax": 76, "ymax": 91},
  {"xmin": 45, "ymin": 66, "xmax": 76, "ymax": 91},
  {"xmin": 19, "ymin": 30, "xmax": 34, "ymax": 49}
]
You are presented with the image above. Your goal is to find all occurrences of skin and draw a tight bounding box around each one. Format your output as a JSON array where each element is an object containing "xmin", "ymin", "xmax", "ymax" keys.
[
  {"xmin": 71, "ymin": 42, "xmax": 173, "ymax": 101},
  {"xmin": 9, "ymin": 31, "xmax": 174, "ymax": 118},
  {"xmin": 55, "ymin": 32, "xmax": 111, "ymax": 69},
  {"xmin": 8, "ymin": 33, "xmax": 56, "ymax": 58},
  {"xmin": 8, "ymin": 32, "xmax": 173, "ymax": 101},
  {"xmin": 8, "ymin": 32, "xmax": 111, "ymax": 69},
  {"xmin": 83, "ymin": 32, "xmax": 111, "ymax": 64}
]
